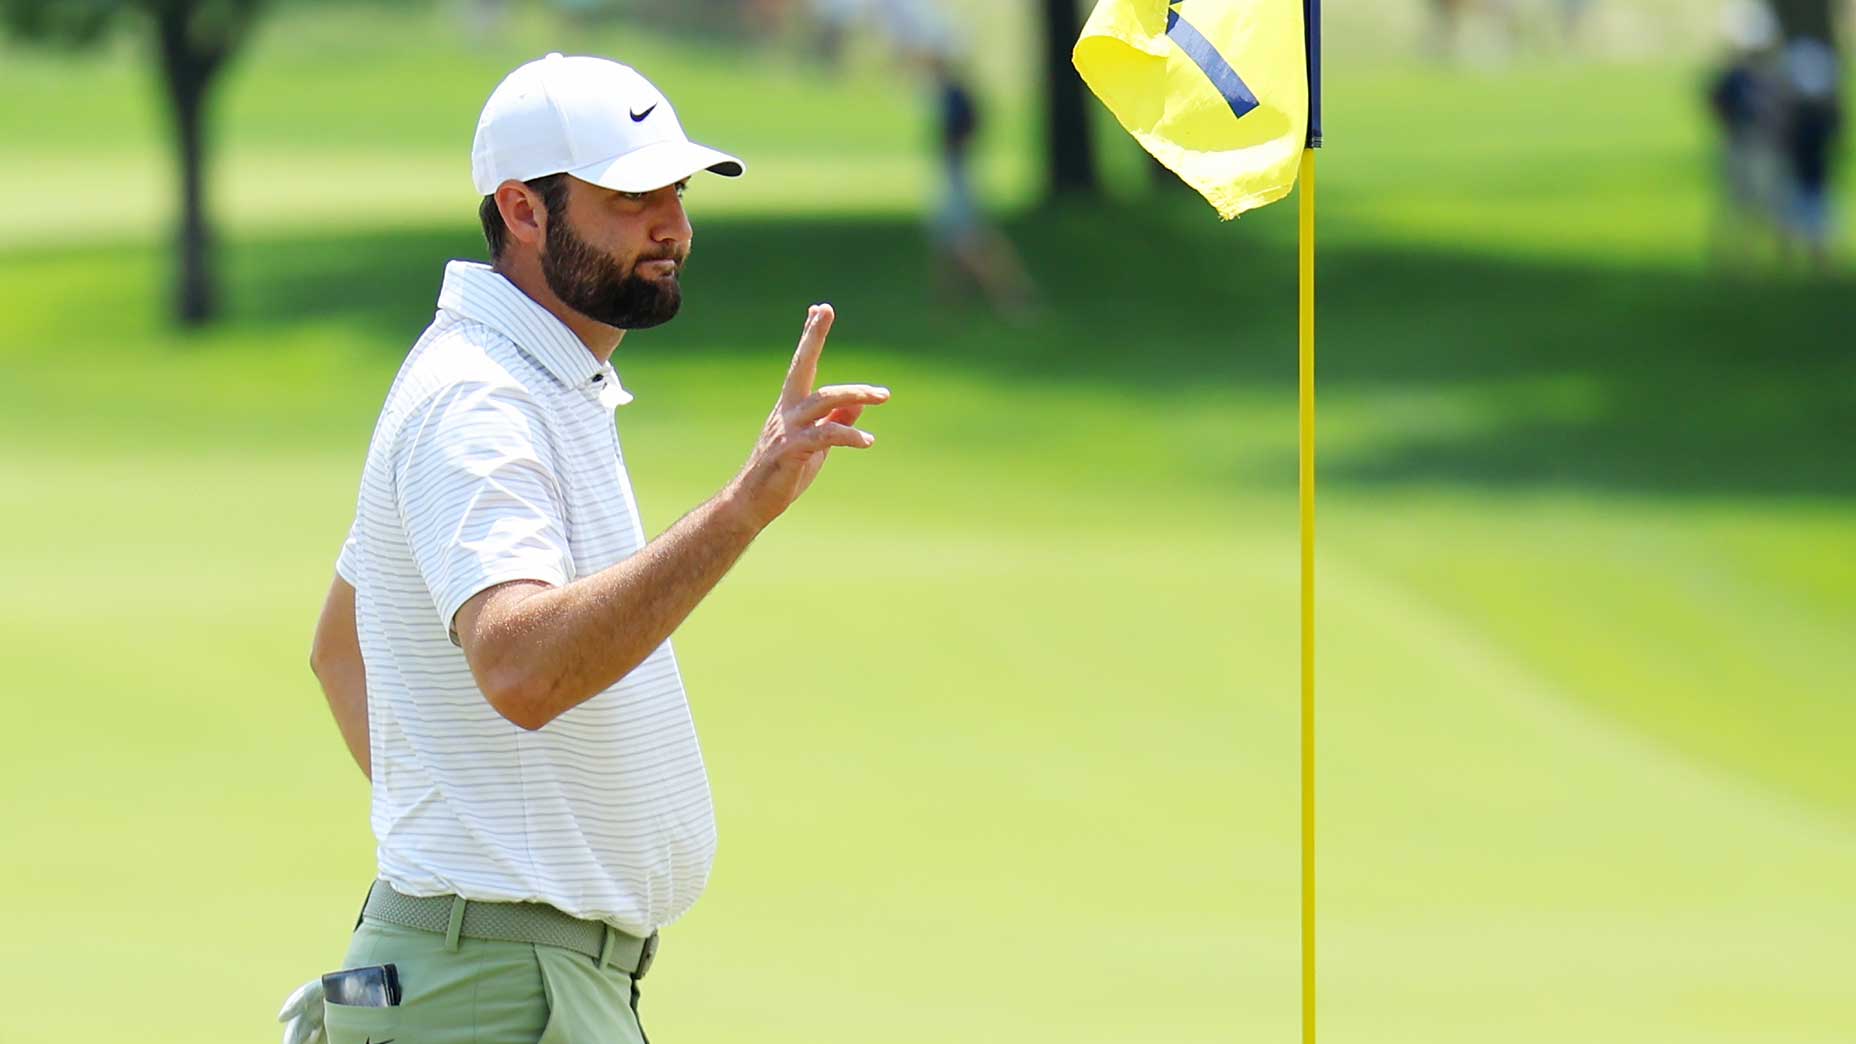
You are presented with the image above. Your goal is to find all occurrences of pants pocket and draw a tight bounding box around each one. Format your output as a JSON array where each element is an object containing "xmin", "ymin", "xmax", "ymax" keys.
[
  {"xmin": 533, "ymin": 945, "xmax": 645, "ymax": 1044},
  {"xmin": 322, "ymin": 999, "xmax": 403, "ymax": 1044}
]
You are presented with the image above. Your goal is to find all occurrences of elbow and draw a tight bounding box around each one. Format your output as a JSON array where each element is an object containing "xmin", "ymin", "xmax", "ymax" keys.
[
  {"xmin": 496, "ymin": 698, "xmax": 553, "ymax": 733},
  {"xmin": 310, "ymin": 622, "xmax": 351, "ymax": 685},
  {"xmin": 478, "ymin": 664, "xmax": 557, "ymax": 732}
]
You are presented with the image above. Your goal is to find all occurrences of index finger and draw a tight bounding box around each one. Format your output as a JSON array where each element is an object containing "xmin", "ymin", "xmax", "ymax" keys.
[{"xmin": 780, "ymin": 303, "xmax": 835, "ymax": 408}]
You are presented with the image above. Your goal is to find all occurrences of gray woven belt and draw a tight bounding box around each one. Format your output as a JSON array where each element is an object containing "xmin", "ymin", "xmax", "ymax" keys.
[{"xmin": 361, "ymin": 881, "xmax": 658, "ymax": 978}]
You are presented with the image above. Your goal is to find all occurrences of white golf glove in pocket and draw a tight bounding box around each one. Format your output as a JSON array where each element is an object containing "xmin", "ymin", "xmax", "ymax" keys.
[{"xmin": 277, "ymin": 976, "xmax": 327, "ymax": 1044}]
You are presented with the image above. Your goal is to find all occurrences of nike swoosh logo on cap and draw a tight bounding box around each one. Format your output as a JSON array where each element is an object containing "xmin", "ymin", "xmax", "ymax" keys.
[{"xmin": 630, "ymin": 104, "xmax": 657, "ymax": 122}]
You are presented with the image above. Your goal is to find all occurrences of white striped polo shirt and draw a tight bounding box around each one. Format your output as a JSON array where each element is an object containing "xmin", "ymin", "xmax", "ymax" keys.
[{"xmin": 336, "ymin": 259, "xmax": 716, "ymax": 936}]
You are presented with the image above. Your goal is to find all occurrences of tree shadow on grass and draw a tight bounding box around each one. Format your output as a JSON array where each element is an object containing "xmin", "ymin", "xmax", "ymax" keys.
[{"xmin": 223, "ymin": 199, "xmax": 1856, "ymax": 500}]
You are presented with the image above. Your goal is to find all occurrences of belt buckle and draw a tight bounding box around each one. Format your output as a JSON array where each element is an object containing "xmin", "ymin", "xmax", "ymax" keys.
[{"xmin": 635, "ymin": 931, "xmax": 659, "ymax": 979}]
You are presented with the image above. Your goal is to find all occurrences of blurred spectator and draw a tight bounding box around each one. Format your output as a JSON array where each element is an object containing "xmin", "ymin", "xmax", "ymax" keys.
[
  {"xmin": 1707, "ymin": 0, "xmax": 1784, "ymax": 268},
  {"xmin": 852, "ymin": 3, "xmax": 1037, "ymax": 315},
  {"xmin": 1778, "ymin": 37, "xmax": 1843, "ymax": 271},
  {"xmin": 923, "ymin": 49, "xmax": 1036, "ymax": 316}
]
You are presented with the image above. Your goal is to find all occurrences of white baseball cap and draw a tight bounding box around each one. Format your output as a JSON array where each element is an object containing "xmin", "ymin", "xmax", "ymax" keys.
[{"xmin": 470, "ymin": 52, "xmax": 745, "ymax": 196}]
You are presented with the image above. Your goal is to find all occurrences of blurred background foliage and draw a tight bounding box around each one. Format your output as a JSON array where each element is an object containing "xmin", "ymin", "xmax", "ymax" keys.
[{"xmin": 0, "ymin": 2, "xmax": 1851, "ymax": 1043}]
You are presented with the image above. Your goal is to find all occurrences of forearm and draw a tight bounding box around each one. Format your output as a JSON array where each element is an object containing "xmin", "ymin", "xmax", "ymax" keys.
[
  {"xmin": 316, "ymin": 656, "xmax": 372, "ymax": 780},
  {"xmin": 311, "ymin": 574, "xmax": 371, "ymax": 780},
  {"xmin": 473, "ymin": 486, "xmax": 764, "ymax": 730},
  {"xmin": 461, "ymin": 303, "xmax": 883, "ymax": 730}
]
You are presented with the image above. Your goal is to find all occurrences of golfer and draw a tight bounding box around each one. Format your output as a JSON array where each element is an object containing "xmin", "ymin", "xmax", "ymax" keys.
[{"xmin": 282, "ymin": 53, "xmax": 887, "ymax": 1044}]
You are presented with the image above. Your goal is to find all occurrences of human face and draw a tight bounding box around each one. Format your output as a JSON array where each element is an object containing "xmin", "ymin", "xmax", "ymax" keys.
[{"xmin": 539, "ymin": 177, "xmax": 693, "ymax": 330}]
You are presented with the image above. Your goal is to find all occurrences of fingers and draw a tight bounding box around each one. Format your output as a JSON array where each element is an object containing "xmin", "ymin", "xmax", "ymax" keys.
[
  {"xmin": 825, "ymin": 403, "xmax": 865, "ymax": 427},
  {"xmin": 779, "ymin": 303, "xmax": 835, "ymax": 408},
  {"xmin": 792, "ymin": 383, "xmax": 889, "ymax": 425},
  {"xmin": 801, "ymin": 421, "xmax": 877, "ymax": 450}
]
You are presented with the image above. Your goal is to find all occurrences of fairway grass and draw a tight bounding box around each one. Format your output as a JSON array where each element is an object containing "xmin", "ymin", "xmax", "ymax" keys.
[
  {"xmin": 3, "ymin": 432, "xmax": 1850, "ymax": 1043},
  {"xmin": 3, "ymin": 5, "xmax": 1853, "ymax": 1043}
]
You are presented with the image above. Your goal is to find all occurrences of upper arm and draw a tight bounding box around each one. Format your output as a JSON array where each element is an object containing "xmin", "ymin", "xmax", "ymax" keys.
[
  {"xmin": 393, "ymin": 380, "xmax": 573, "ymax": 646},
  {"xmin": 452, "ymin": 578, "xmax": 553, "ymax": 679},
  {"xmin": 311, "ymin": 573, "xmax": 359, "ymax": 674}
]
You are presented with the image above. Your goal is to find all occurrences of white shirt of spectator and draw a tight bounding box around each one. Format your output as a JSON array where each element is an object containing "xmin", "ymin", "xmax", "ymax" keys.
[{"xmin": 338, "ymin": 260, "xmax": 716, "ymax": 936}]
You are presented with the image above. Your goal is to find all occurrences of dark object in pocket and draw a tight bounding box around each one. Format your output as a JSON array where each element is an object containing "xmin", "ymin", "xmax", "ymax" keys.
[{"xmin": 322, "ymin": 964, "xmax": 402, "ymax": 1008}]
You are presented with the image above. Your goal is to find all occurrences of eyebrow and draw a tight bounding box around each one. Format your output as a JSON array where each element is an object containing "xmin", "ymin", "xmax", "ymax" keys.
[{"xmin": 617, "ymin": 179, "xmax": 690, "ymax": 196}]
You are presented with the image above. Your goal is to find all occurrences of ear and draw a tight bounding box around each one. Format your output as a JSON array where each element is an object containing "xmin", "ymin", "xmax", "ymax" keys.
[{"xmin": 494, "ymin": 180, "xmax": 548, "ymax": 252}]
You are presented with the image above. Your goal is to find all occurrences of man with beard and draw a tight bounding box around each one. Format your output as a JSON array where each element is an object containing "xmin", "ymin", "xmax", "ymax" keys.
[{"xmin": 287, "ymin": 53, "xmax": 888, "ymax": 1044}]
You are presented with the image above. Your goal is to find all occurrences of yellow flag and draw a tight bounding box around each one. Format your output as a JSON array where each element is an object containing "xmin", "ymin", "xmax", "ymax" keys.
[{"xmin": 1074, "ymin": 0, "xmax": 1308, "ymax": 219}]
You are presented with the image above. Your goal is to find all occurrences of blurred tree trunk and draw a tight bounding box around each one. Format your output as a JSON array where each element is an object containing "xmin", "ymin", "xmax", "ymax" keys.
[
  {"xmin": 1040, "ymin": 0, "xmax": 1097, "ymax": 198},
  {"xmin": 1769, "ymin": 0, "xmax": 1838, "ymax": 45},
  {"xmin": 2, "ymin": 0, "xmax": 262, "ymax": 326},
  {"xmin": 154, "ymin": 4, "xmax": 235, "ymax": 326}
]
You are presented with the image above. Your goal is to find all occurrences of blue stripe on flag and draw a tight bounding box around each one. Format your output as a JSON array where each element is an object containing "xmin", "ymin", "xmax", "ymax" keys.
[{"xmin": 1165, "ymin": 5, "xmax": 1260, "ymax": 122}]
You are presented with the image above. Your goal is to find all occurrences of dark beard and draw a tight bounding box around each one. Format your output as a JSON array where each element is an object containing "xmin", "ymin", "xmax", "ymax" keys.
[{"xmin": 540, "ymin": 215, "xmax": 684, "ymax": 330}]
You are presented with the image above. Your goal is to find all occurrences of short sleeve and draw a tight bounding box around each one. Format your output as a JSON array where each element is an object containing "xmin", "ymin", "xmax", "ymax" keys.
[
  {"xmin": 393, "ymin": 380, "xmax": 572, "ymax": 644},
  {"xmin": 335, "ymin": 520, "xmax": 361, "ymax": 585}
]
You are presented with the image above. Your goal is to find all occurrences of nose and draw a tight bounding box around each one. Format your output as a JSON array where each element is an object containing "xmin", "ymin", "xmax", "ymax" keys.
[{"xmin": 651, "ymin": 188, "xmax": 693, "ymax": 255}]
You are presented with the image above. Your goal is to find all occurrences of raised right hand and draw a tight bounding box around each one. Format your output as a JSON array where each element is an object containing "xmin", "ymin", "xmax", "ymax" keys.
[{"xmin": 728, "ymin": 303, "xmax": 888, "ymax": 530}]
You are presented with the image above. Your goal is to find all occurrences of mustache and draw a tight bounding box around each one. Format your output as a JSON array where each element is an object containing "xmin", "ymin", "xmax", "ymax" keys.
[{"xmin": 635, "ymin": 247, "xmax": 688, "ymax": 267}]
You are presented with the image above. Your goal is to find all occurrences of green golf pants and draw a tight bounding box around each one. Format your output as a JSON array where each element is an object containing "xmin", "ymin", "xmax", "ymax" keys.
[{"xmin": 323, "ymin": 916, "xmax": 650, "ymax": 1044}]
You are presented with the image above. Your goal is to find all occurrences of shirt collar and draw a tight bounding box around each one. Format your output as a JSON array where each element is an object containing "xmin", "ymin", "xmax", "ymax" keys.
[{"xmin": 436, "ymin": 260, "xmax": 634, "ymax": 405}]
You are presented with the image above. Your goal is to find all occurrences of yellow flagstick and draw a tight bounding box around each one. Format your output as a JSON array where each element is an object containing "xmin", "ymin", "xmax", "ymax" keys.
[
  {"xmin": 1298, "ymin": 144, "xmax": 1316, "ymax": 1044},
  {"xmin": 1301, "ymin": 6, "xmax": 1322, "ymax": 1039}
]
